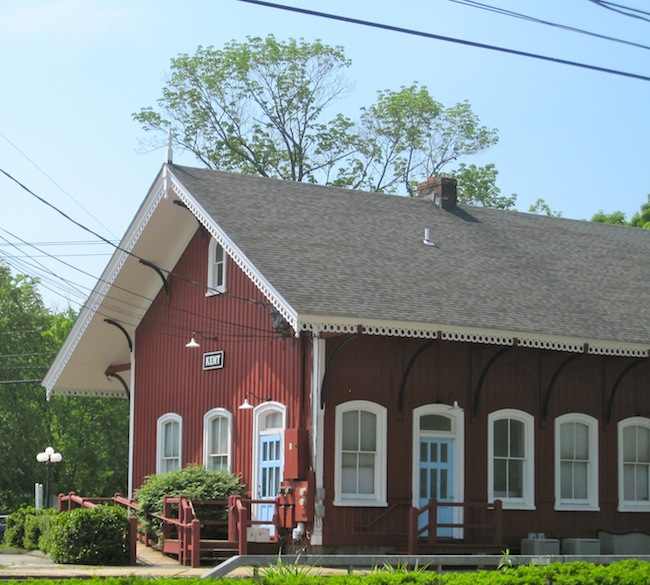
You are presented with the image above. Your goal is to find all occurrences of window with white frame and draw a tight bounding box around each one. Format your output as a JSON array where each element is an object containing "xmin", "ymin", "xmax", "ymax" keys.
[
  {"xmin": 488, "ymin": 409, "xmax": 535, "ymax": 509},
  {"xmin": 207, "ymin": 238, "xmax": 226, "ymax": 295},
  {"xmin": 618, "ymin": 417, "xmax": 650, "ymax": 511},
  {"xmin": 203, "ymin": 408, "xmax": 232, "ymax": 471},
  {"xmin": 555, "ymin": 413, "xmax": 599, "ymax": 510},
  {"xmin": 334, "ymin": 400, "xmax": 387, "ymax": 507},
  {"xmin": 157, "ymin": 413, "xmax": 182, "ymax": 473}
]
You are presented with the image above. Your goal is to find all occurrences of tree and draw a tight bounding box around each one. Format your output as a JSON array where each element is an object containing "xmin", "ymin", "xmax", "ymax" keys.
[
  {"xmin": 134, "ymin": 35, "xmax": 355, "ymax": 183},
  {"xmin": 335, "ymin": 85, "xmax": 499, "ymax": 196},
  {"xmin": 0, "ymin": 262, "xmax": 129, "ymax": 510},
  {"xmin": 135, "ymin": 37, "xmax": 502, "ymax": 199},
  {"xmin": 529, "ymin": 198, "xmax": 562, "ymax": 217},
  {"xmin": 0, "ymin": 264, "xmax": 51, "ymax": 510},
  {"xmin": 591, "ymin": 196, "xmax": 650, "ymax": 228},
  {"xmin": 450, "ymin": 163, "xmax": 517, "ymax": 209}
]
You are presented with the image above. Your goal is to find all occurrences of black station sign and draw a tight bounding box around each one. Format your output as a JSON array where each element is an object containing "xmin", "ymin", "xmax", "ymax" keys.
[{"xmin": 203, "ymin": 350, "xmax": 224, "ymax": 371}]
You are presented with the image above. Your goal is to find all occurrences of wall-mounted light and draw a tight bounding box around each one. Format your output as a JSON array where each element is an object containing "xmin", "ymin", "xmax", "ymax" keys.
[
  {"xmin": 238, "ymin": 392, "xmax": 272, "ymax": 410},
  {"xmin": 185, "ymin": 331, "xmax": 218, "ymax": 349}
]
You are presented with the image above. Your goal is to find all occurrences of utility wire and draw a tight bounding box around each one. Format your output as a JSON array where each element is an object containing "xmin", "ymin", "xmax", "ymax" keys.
[
  {"xmin": 0, "ymin": 165, "xmax": 266, "ymax": 307},
  {"xmin": 0, "ymin": 131, "xmax": 120, "ymax": 239},
  {"xmin": 236, "ymin": 0, "xmax": 650, "ymax": 82},
  {"xmin": 449, "ymin": 0, "xmax": 650, "ymax": 50},
  {"xmin": 587, "ymin": 0, "xmax": 650, "ymax": 22}
]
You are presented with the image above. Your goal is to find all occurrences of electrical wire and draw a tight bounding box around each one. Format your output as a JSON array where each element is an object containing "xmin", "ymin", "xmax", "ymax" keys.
[
  {"xmin": 586, "ymin": 0, "xmax": 650, "ymax": 22},
  {"xmin": 235, "ymin": 0, "xmax": 650, "ymax": 82},
  {"xmin": 449, "ymin": 0, "xmax": 650, "ymax": 50},
  {"xmin": 0, "ymin": 130, "xmax": 120, "ymax": 239}
]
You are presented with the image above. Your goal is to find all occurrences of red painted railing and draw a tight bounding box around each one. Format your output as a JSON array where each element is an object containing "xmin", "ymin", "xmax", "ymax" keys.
[
  {"xmin": 58, "ymin": 492, "xmax": 279, "ymax": 568},
  {"xmin": 408, "ymin": 498, "xmax": 503, "ymax": 554},
  {"xmin": 57, "ymin": 492, "xmax": 138, "ymax": 565}
]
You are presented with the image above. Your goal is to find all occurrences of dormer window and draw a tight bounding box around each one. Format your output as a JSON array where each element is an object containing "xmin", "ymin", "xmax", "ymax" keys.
[{"xmin": 207, "ymin": 238, "xmax": 226, "ymax": 295}]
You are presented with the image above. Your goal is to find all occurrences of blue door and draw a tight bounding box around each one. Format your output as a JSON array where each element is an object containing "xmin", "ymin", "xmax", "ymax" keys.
[
  {"xmin": 257, "ymin": 433, "xmax": 282, "ymax": 534},
  {"xmin": 419, "ymin": 438, "xmax": 454, "ymax": 537}
]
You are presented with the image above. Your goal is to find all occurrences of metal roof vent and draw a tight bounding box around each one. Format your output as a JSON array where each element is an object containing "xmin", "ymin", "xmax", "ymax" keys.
[{"xmin": 423, "ymin": 228, "xmax": 436, "ymax": 247}]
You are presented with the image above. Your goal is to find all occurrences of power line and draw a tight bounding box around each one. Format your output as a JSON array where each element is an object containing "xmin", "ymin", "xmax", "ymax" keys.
[
  {"xmin": 587, "ymin": 0, "xmax": 650, "ymax": 22},
  {"xmin": 235, "ymin": 0, "xmax": 650, "ymax": 82},
  {"xmin": 449, "ymin": 0, "xmax": 650, "ymax": 50},
  {"xmin": 0, "ymin": 131, "xmax": 120, "ymax": 239}
]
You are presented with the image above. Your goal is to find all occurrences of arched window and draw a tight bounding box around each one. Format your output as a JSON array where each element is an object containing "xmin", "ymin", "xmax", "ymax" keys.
[
  {"xmin": 207, "ymin": 238, "xmax": 226, "ymax": 295},
  {"xmin": 203, "ymin": 408, "xmax": 232, "ymax": 471},
  {"xmin": 618, "ymin": 417, "xmax": 650, "ymax": 512},
  {"xmin": 334, "ymin": 400, "xmax": 387, "ymax": 507},
  {"xmin": 488, "ymin": 409, "xmax": 535, "ymax": 509},
  {"xmin": 157, "ymin": 413, "xmax": 182, "ymax": 473},
  {"xmin": 554, "ymin": 413, "xmax": 599, "ymax": 510}
]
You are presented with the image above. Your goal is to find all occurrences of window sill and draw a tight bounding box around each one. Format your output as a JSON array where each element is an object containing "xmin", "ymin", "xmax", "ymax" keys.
[
  {"xmin": 333, "ymin": 499, "xmax": 387, "ymax": 507},
  {"xmin": 554, "ymin": 504, "xmax": 600, "ymax": 512},
  {"xmin": 498, "ymin": 501, "xmax": 536, "ymax": 511},
  {"xmin": 618, "ymin": 504, "xmax": 650, "ymax": 513}
]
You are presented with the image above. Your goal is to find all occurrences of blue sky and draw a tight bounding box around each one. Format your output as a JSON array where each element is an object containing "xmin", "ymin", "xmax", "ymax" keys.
[{"xmin": 1, "ymin": 0, "xmax": 648, "ymax": 310}]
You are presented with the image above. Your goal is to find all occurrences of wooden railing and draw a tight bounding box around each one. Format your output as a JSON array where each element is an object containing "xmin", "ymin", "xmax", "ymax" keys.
[
  {"xmin": 408, "ymin": 499, "xmax": 503, "ymax": 554},
  {"xmin": 57, "ymin": 492, "xmax": 138, "ymax": 565},
  {"xmin": 58, "ymin": 491, "xmax": 280, "ymax": 568}
]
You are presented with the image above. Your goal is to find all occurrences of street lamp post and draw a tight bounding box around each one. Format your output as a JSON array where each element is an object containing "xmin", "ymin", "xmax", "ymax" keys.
[{"xmin": 36, "ymin": 447, "xmax": 62, "ymax": 507}]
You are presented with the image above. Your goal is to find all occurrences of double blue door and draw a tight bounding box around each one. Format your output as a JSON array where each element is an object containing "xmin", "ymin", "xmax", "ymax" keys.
[{"xmin": 418, "ymin": 438, "xmax": 454, "ymax": 537}]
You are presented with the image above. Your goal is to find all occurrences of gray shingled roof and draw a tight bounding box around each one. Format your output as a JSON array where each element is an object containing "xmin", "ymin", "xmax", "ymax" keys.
[{"xmin": 171, "ymin": 165, "xmax": 650, "ymax": 347}]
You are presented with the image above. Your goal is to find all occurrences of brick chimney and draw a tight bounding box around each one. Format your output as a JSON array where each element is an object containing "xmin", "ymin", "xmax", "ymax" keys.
[{"xmin": 416, "ymin": 177, "xmax": 457, "ymax": 210}]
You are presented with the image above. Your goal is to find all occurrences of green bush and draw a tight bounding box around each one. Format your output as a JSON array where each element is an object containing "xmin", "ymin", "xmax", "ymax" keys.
[
  {"xmin": 49, "ymin": 505, "xmax": 130, "ymax": 565},
  {"xmin": 3, "ymin": 505, "xmax": 58, "ymax": 549},
  {"xmin": 23, "ymin": 513, "xmax": 57, "ymax": 551},
  {"xmin": 135, "ymin": 464, "xmax": 245, "ymax": 538}
]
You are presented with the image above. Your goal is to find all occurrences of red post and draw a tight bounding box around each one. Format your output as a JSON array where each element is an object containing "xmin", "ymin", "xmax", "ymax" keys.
[
  {"xmin": 239, "ymin": 505, "xmax": 248, "ymax": 556},
  {"xmin": 408, "ymin": 507, "xmax": 418, "ymax": 554},
  {"xmin": 228, "ymin": 496, "xmax": 238, "ymax": 542},
  {"xmin": 427, "ymin": 499, "xmax": 438, "ymax": 546},
  {"xmin": 190, "ymin": 519, "xmax": 201, "ymax": 568},
  {"xmin": 128, "ymin": 515, "xmax": 138, "ymax": 565}
]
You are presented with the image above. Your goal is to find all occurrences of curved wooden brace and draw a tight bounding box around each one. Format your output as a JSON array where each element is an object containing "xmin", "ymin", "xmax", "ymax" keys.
[
  {"xmin": 320, "ymin": 331, "xmax": 360, "ymax": 409},
  {"xmin": 103, "ymin": 319, "xmax": 133, "ymax": 353},
  {"xmin": 605, "ymin": 357, "xmax": 648, "ymax": 425},
  {"xmin": 138, "ymin": 259, "xmax": 170, "ymax": 295},
  {"xmin": 541, "ymin": 353, "xmax": 583, "ymax": 422},
  {"xmin": 473, "ymin": 346, "xmax": 514, "ymax": 418},
  {"xmin": 398, "ymin": 339, "xmax": 438, "ymax": 413},
  {"xmin": 106, "ymin": 372, "xmax": 130, "ymax": 399}
]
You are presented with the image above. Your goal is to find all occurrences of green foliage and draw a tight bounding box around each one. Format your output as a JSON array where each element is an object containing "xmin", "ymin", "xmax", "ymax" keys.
[
  {"xmin": 450, "ymin": 163, "xmax": 516, "ymax": 209},
  {"xmin": 49, "ymin": 505, "xmax": 130, "ymax": 565},
  {"xmin": 134, "ymin": 35, "xmax": 353, "ymax": 183},
  {"xmin": 528, "ymin": 198, "xmax": 563, "ymax": 217},
  {"xmin": 3, "ymin": 505, "xmax": 56, "ymax": 548},
  {"xmin": 591, "ymin": 195, "xmax": 650, "ymax": 228},
  {"xmin": 496, "ymin": 549, "xmax": 515, "ymax": 573},
  {"xmin": 135, "ymin": 38, "xmax": 503, "ymax": 202},
  {"xmin": 135, "ymin": 465, "xmax": 245, "ymax": 537},
  {"xmin": 257, "ymin": 554, "xmax": 321, "ymax": 585},
  {"xmin": 338, "ymin": 85, "xmax": 498, "ymax": 195},
  {"xmin": 23, "ymin": 511, "xmax": 57, "ymax": 551}
]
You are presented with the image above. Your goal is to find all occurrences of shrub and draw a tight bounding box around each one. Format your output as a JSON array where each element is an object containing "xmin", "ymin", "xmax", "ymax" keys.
[
  {"xmin": 49, "ymin": 505, "xmax": 130, "ymax": 565},
  {"xmin": 3, "ymin": 506, "xmax": 58, "ymax": 549},
  {"xmin": 23, "ymin": 513, "xmax": 57, "ymax": 551},
  {"xmin": 135, "ymin": 465, "xmax": 245, "ymax": 538}
]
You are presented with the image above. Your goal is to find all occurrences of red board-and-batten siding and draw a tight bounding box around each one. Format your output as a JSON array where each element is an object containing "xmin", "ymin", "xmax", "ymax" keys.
[
  {"xmin": 132, "ymin": 228, "xmax": 308, "ymax": 492},
  {"xmin": 321, "ymin": 334, "xmax": 650, "ymax": 549}
]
